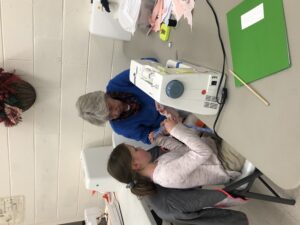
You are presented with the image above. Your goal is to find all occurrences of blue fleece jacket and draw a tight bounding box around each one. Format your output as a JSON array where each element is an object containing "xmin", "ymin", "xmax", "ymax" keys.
[{"xmin": 106, "ymin": 69, "xmax": 165, "ymax": 144}]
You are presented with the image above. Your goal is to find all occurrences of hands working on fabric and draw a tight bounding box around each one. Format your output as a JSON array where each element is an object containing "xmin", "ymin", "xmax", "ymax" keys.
[
  {"xmin": 155, "ymin": 102, "xmax": 182, "ymax": 122},
  {"xmin": 151, "ymin": 102, "xmax": 213, "ymax": 142},
  {"xmin": 149, "ymin": 117, "xmax": 178, "ymax": 144}
]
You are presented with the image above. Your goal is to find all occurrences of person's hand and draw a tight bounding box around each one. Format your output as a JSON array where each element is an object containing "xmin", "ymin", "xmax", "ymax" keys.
[
  {"xmin": 163, "ymin": 118, "xmax": 178, "ymax": 133},
  {"xmin": 155, "ymin": 102, "xmax": 182, "ymax": 122},
  {"xmin": 148, "ymin": 131, "xmax": 155, "ymax": 144},
  {"xmin": 159, "ymin": 121, "xmax": 169, "ymax": 135},
  {"xmin": 167, "ymin": 109, "xmax": 182, "ymax": 123},
  {"xmin": 155, "ymin": 102, "xmax": 166, "ymax": 114}
]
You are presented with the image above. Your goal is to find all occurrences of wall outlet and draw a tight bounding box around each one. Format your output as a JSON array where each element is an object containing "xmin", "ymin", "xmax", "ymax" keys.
[{"xmin": 0, "ymin": 196, "xmax": 24, "ymax": 225}]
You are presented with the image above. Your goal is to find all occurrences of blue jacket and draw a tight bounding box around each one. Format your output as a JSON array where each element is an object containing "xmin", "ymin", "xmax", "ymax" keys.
[{"xmin": 106, "ymin": 69, "xmax": 165, "ymax": 144}]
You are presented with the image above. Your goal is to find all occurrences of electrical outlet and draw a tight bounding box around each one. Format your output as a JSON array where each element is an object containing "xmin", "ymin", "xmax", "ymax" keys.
[{"xmin": 0, "ymin": 196, "xmax": 24, "ymax": 225}]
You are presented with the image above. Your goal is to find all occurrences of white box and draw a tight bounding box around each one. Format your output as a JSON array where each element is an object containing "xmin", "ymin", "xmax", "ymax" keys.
[
  {"xmin": 90, "ymin": 1, "xmax": 131, "ymax": 41},
  {"xmin": 81, "ymin": 146, "xmax": 122, "ymax": 192}
]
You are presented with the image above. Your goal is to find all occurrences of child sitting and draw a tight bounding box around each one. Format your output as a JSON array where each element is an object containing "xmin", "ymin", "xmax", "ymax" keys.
[{"xmin": 107, "ymin": 118, "xmax": 244, "ymax": 190}]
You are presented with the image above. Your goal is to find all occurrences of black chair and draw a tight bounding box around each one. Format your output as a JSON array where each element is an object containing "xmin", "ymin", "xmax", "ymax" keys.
[{"xmin": 224, "ymin": 169, "xmax": 296, "ymax": 205}]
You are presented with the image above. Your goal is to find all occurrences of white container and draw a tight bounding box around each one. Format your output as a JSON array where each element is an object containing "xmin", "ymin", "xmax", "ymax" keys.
[
  {"xmin": 81, "ymin": 146, "xmax": 122, "ymax": 192},
  {"xmin": 118, "ymin": 0, "xmax": 141, "ymax": 34},
  {"xmin": 90, "ymin": 1, "xmax": 131, "ymax": 41}
]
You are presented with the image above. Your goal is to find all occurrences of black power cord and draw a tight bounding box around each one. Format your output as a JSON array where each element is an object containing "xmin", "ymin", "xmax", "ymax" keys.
[
  {"xmin": 206, "ymin": 0, "xmax": 228, "ymax": 139},
  {"xmin": 213, "ymin": 88, "xmax": 227, "ymax": 140}
]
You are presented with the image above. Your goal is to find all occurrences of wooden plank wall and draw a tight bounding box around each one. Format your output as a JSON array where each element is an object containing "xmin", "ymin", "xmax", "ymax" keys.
[{"xmin": 0, "ymin": 0, "xmax": 130, "ymax": 224}]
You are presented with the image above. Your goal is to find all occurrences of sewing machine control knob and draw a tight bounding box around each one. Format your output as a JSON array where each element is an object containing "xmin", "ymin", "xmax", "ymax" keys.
[{"xmin": 166, "ymin": 80, "xmax": 184, "ymax": 98}]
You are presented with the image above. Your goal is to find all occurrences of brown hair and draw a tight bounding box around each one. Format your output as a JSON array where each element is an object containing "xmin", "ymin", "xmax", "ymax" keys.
[{"xmin": 107, "ymin": 143, "xmax": 156, "ymax": 197}]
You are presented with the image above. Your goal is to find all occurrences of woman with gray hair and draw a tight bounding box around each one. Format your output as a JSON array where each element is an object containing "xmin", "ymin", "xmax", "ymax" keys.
[
  {"xmin": 76, "ymin": 91, "xmax": 109, "ymax": 126},
  {"xmin": 76, "ymin": 69, "xmax": 165, "ymax": 144}
]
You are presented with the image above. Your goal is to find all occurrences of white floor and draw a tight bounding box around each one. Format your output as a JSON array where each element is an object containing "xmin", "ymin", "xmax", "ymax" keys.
[
  {"xmin": 236, "ymin": 178, "xmax": 300, "ymax": 224},
  {"xmin": 223, "ymin": 142, "xmax": 300, "ymax": 225}
]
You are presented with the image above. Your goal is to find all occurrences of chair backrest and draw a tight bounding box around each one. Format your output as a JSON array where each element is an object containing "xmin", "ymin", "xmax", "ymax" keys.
[
  {"xmin": 231, "ymin": 160, "xmax": 256, "ymax": 190},
  {"xmin": 236, "ymin": 160, "xmax": 256, "ymax": 181}
]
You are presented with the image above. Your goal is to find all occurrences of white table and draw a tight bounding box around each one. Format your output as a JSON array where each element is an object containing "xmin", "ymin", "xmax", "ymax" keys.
[{"xmin": 124, "ymin": 0, "xmax": 300, "ymax": 189}]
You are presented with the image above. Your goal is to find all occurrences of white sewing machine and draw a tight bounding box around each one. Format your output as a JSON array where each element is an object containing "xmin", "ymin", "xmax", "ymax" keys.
[{"xmin": 129, "ymin": 59, "xmax": 226, "ymax": 115}]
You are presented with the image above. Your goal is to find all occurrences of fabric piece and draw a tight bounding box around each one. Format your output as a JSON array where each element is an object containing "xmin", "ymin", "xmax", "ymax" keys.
[
  {"xmin": 0, "ymin": 71, "xmax": 23, "ymax": 127},
  {"xmin": 144, "ymin": 185, "xmax": 249, "ymax": 225},
  {"xmin": 149, "ymin": 0, "xmax": 164, "ymax": 32},
  {"xmin": 152, "ymin": 123, "xmax": 240, "ymax": 188},
  {"xmin": 106, "ymin": 69, "xmax": 165, "ymax": 144},
  {"xmin": 0, "ymin": 71, "xmax": 21, "ymax": 94},
  {"xmin": 172, "ymin": 0, "xmax": 195, "ymax": 28},
  {"xmin": 137, "ymin": 0, "xmax": 156, "ymax": 30},
  {"xmin": 162, "ymin": 0, "xmax": 173, "ymax": 25},
  {"xmin": 182, "ymin": 113, "xmax": 199, "ymax": 126},
  {"xmin": 155, "ymin": 102, "xmax": 182, "ymax": 121},
  {"xmin": 219, "ymin": 142, "xmax": 246, "ymax": 172},
  {"xmin": 118, "ymin": 0, "xmax": 142, "ymax": 33},
  {"xmin": 4, "ymin": 104, "xmax": 22, "ymax": 126}
]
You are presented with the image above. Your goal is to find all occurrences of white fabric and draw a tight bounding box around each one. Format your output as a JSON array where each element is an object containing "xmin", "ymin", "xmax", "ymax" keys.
[{"xmin": 118, "ymin": 0, "xmax": 141, "ymax": 33}]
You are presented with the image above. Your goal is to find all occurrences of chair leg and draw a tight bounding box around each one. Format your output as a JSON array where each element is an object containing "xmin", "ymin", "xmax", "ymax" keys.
[
  {"xmin": 224, "ymin": 169, "xmax": 296, "ymax": 205},
  {"xmin": 236, "ymin": 191, "xmax": 296, "ymax": 205},
  {"xmin": 224, "ymin": 169, "xmax": 261, "ymax": 192},
  {"xmin": 150, "ymin": 210, "xmax": 163, "ymax": 225}
]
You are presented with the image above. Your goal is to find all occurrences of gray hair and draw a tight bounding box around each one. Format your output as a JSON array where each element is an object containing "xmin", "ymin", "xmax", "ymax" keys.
[{"xmin": 76, "ymin": 91, "xmax": 109, "ymax": 126}]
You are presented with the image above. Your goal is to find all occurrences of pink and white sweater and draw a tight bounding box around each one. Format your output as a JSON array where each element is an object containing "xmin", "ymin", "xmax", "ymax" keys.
[{"xmin": 152, "ymin": 123, "xmax": 240, "ymax": 189}]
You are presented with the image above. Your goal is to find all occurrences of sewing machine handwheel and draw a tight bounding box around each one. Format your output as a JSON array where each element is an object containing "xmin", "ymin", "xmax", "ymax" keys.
[{"xmin": 166, "ymin": 80, "xmax": 184, "ymax": 98}]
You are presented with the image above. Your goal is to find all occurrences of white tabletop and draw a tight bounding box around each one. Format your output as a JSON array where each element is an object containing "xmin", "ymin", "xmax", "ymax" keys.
[{"xmin": 124, "ymin": 0, "xmax": 300, "ymax": 189}]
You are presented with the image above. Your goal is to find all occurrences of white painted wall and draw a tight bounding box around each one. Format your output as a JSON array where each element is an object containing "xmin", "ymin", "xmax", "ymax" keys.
[{"xmin": 0, "ymin": 0, "xmax": 130, "ymax": 224}]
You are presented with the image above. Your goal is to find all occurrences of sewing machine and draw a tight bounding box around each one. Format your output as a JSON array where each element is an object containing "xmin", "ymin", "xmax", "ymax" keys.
[{"xmin": 129, "ymin": 59, "xmax": 226, "ymax": 115}]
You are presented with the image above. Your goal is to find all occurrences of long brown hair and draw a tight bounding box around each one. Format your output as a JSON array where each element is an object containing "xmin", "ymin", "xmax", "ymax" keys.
[{"xmin": 107, "ymin": 143, "xmax": 156, "ymax": 197}]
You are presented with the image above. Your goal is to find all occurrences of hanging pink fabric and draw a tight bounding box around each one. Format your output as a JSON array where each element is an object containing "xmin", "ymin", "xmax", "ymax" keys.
[
  {"xmin": 149, "ymin": 0, "xmax": 164, "ymax": 32},
  {"xmin": 172, "ymin": 0, "xmax": 195, "ymax": 29}
]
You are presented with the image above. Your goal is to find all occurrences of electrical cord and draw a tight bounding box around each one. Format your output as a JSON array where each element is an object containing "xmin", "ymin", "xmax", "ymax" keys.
[
  {"xmin": 205, "ymin": 0, "xmax": 228, "ymax": 139},
  {"xmin": 213, "ymin": 88, "xmax": 227, "ymax": 139}
]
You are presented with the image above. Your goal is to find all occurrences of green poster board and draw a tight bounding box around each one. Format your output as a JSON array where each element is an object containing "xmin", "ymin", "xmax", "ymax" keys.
[{"xmin": 227, "ymin": 0, "xmax": 290, "ymax": 87}]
